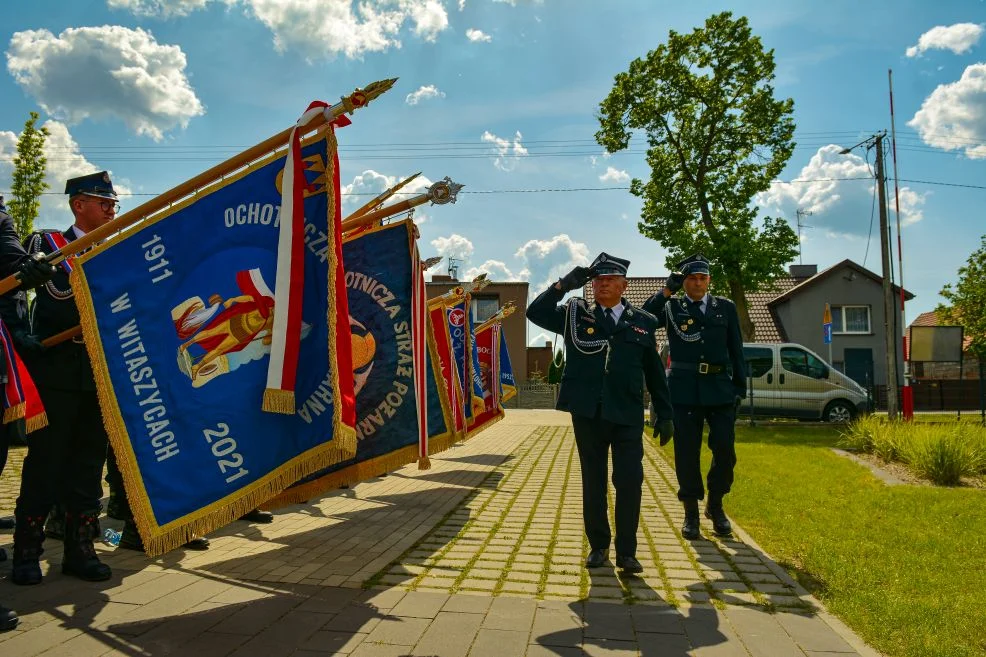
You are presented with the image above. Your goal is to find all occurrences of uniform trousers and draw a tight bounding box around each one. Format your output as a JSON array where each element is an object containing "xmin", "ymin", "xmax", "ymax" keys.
[
  {"xmin": 16, "ymin": 388, "xmax": 108, "ymax": 515},
  {"xmin": 570, "ymin": 411, "xmax": 644, "ymax": 557},
  {"xmin": 672, "ymin": 403, "xmax": 737, "ymax": 501}
]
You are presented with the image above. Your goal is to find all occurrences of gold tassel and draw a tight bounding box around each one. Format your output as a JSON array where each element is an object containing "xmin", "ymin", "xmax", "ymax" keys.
[
  {"xmin": 262, "ymin": 388, "xmax": 296, "ymax": 415},
  {"xmin": 417, "ymin": 455, "xmax": 431, "ymax": 470},
  {"xmin": 25, "ymin": 412, "xmax": 48, "ymax": 434}
]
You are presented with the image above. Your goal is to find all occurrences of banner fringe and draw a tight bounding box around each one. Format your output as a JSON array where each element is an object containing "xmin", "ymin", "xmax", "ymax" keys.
[
  {"xmin": 262, "ymin": 388, "xmax": 296, "ymax": 415},
  {"xmin": 25, "ymin": 412, "xmax": 48, "ymax": 433},
  {"xmin": 262, "ymin": 443, "xmax": 420, "ymax": 510},
  {"xmin": 3, "ymin": 402, "xmax": 25, "ymax": 424}
]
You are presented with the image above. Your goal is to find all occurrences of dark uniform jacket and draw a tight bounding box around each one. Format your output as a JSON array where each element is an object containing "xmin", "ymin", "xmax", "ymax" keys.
[
  {"xmin": 23, "ymin": 228, "xmax": 97, "ymax": 392},
  {"xmin": 527, "ymin": 285, "xmax": 673, "ymax": 426},
  {"xmin": 0, "ymin": 212, "xmax": 33, "ymax": 385},
  {"xmin": 642, "ymin": 293, "xmax": 746, "ymax": 407}
]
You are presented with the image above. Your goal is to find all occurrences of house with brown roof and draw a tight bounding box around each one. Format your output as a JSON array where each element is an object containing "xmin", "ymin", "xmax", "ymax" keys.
[{"xmin": 585, "ymin": 259, "xmax": 912, "ymax": 387}]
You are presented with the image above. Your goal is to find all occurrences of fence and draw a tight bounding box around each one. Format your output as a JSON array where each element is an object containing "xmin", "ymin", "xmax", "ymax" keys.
[{"xmin": 503, "ymin": 381, "xmax": 559, "ymax": 409}]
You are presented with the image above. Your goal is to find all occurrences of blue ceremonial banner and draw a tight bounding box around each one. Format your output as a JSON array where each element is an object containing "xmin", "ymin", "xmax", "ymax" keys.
[
  {"xmin": 266, "ymin": 219, "xmax": 433, "ymax": 504},
  {"xmin": 447, "ymin": 299, "xmax": 471, "ymax": 422},
  {"xmin": 424, "ymin": 320, "xmax": 455, "ymax": 450},
  {"xmin": 499, "ymin": 325, "xmax": 517, "ymax": 403},
  {"xmin": 72, "ymin": 131, "xmax": 357, "ymax": 554}
]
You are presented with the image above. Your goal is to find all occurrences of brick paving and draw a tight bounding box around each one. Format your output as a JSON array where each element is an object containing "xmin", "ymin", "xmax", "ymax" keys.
[{"xmin": 0, "ymin": 409, "xmax": 878, "ymax": 656}]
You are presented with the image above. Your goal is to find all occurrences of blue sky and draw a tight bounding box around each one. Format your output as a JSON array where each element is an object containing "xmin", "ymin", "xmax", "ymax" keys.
[{"xmin": 2, "ymin": 0, "xmax": 985, "ymax": 347}]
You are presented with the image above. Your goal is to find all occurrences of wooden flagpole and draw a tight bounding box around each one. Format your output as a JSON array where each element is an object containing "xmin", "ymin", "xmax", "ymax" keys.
[
  {"xmin": 341, "ymin": 176, "xmax": 463, "ymax": 233},
  {"xmin": 345, "ymin": 172, "xmax": 421, "ymax": 223},
  {"xmin": 0, "ymin": 78, "xmax": 399, "ymax": 297}
]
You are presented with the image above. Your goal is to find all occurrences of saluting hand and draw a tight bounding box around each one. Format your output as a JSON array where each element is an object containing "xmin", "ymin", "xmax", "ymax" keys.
[
  {"xmin": 665, "ymin": 272, "xmax": 685, "ymax": 294},
  {"xmin": 556, "ymin": 265, "xmax": 596, "ymax": 293}
]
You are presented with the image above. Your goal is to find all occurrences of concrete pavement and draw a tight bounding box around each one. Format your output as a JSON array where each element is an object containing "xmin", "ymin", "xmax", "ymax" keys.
[{"xmin": 0, "ymin": 409, "xmax": 878, "ymax": 656}]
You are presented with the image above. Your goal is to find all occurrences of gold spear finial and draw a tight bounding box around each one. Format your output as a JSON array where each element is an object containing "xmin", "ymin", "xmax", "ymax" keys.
[
  {"xmin": 336, "ymin": 78, "xmax": 399, "ymax": 116},
  {"xmin": 421, "ymin": 255, "xmax": 443, "ymax": 271}
]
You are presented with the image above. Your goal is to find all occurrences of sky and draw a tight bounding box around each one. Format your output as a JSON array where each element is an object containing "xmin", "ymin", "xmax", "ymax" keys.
[{"xmin": 2, "ymin": 0, "xmax": 985, "ymax": 348}]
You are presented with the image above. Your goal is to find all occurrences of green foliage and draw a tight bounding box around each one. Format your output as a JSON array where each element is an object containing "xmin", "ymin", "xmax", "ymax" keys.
[
  {"xmin": 7, "ymin": 111, "xmax": 49, "ymax": 238},
  {"xmin": 938, "ymin": 234, "xmax": 986, "ymax": 362},
  {"xmin": 841, "ymin": 415, "xmax": 986, "ymax": 485},
  {"xmin": 547, "ymin": 349, "xmax": 564, "ymax": 384},
  {"xmin": 595, "ymin": 12, "xmax": 799, "ymax": 338}
]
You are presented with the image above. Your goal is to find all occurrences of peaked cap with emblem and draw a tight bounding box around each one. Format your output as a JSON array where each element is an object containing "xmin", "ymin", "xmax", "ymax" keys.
[
  {"xmin": 590, "ymin": 251, "xmax": 630, "ymax": 277},
  {"xmin": 65, "ymin": 171, "xmax": 117, "ymax": 200},
  {"xmin": 677, "ymin": 252, "xmax": 710, "ymax": 276}
]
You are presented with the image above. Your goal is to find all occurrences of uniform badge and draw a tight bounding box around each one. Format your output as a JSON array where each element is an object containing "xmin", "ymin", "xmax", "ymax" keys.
[
  {"xmin": 687, "ymin": 319, "xmax": 694, "ymax": 325},
  {"xmin": 586, "ymin": 327, "xmax": 595, "ymax": 335},
  {"xmin": 680, "ymin": 323, "xmax": 689, "ymax": 332}
]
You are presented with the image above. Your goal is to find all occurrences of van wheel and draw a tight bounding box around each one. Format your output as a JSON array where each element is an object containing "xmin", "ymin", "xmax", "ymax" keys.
[{"xmin": 823, "ymin": 400, "xmax": 855, "ymax": 423}]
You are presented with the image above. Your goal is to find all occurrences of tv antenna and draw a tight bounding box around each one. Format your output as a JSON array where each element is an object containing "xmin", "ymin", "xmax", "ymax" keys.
[
  {"xmin": 795, "ymin": 208, "xmax": 814, "ymax": 264},
  {"xmin": 448, "ymin": 257, "xmax": 460, "ymax": 280}
]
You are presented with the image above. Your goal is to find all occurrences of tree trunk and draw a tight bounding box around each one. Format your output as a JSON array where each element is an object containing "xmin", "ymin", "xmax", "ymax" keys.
[{"xmin": 726, "ymin": 278, "xmax": 756, "ymax": 342}]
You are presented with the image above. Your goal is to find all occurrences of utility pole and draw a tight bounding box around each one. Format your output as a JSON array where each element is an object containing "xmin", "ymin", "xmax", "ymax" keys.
[
  {"xmin": 873, "ymin": 133, "xmax": 900, "ymax": 418},
  {"xmin": 795, "ymin": 208, "xmax": 813, "ymax": 264}
]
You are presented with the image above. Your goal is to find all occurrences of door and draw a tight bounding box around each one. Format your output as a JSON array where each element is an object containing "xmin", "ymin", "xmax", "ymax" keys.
[
  {"xmin": 741, "ymin": 345, "xmax": 777, "ymax": 417},
  {"xmin": 778, "ymin": 346, "xmax": 832, "ymax": 418},
  {"xmin": 844, "ymin": 348, "xmax": 875, "ymax": 389}
]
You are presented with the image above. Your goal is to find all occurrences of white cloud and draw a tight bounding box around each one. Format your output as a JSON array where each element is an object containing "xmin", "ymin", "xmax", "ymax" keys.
[
  {"xmin": 340, "ymin": 169, "xmax": 434, "ymax": 212},
  {"xmin": 430, "ymin": 234, "xmax": 475, "ymax": 262},
  {"xmin": 481, "ymin": 130, "xmax": 528, "ymax": 171},
  {"xmin": 405, "ymin": 0, "xmax": 448, "ymax": 41},
  {"xmin": 906, "ymin": 23, "xmax": 984, "ymax": 57},
  {"xmin": 458, "ymin": 0, "xmax": 466, "ymax": 10},
  {"xmin": 405, "ymin": 84, "xmax": 445, "ymax": 105},
  {"xmin": 514, "ymin": 233, "xmax": 590, "ymax": 290},
  {"xmin": 492, "ymin": 0, "xmax": 544, "ymax": 5},
  {"xmin": 756, "ymin": 144, "xmax": 927, "ymax": 237},
  {"xmin": 599, "ymin": 166, "xmax": 630, "ymax": 184},
  {"xmin": 7, "ymin": 26, "xmax": 203, "ymax": 141},
  {"xmin": 0, "ymin": 120, "xmax": 133, "ymax": 229},
  {"xmin": 528, "ymin": 331, "xmax": 553, "ymax": 347},
  {"xmin": 466, "ymin": 28, "xmax": 491, "ymax": 43},
  {"xmin": 463, "ymin": 259, "xmax": 526, "ymax": 281},
  {"xmin": 106, "ymin": 0, "xmax": 211, "ymax": 17},
  {"xmin": 908, "ymin": 63, "xmax": 986, "ymax": 159}
]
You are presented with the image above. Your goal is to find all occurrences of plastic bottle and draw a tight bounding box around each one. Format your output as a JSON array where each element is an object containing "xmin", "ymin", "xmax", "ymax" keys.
[{"xmin": 102, "ymin": 528, "xmax": 122, "ymax": 547}]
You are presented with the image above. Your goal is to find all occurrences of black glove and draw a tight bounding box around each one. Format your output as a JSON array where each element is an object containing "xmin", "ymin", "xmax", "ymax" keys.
[
  {"xmin": 11, "ymin": 330, "xmax": 44, "ymax": 356},
  {"xmin": 16, "ymin": 254, "xmax": 56, "ymax": 291},
  {"xmin": 557, "ymin": 265, "xmax": 596, "ymax": 293},
  {"xmin": 665, "ymin": 272, "xmax": 685, "ymax": 293},
  {"xmin": 656, "ymin": 419, "xmax": 674, "ymax": 446}
]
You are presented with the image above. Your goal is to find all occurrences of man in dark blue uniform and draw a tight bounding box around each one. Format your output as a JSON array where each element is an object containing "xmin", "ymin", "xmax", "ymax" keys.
[
  {"xmin": 527, "ymin": 252, "xmax": 673, "ymax": 573},
  {"xmin": 10, "ymin": 171, "xmax": 120, "ymax": 585},
  {"xmin": 0, "ymin": 193, "xmax": 58, "ymax": 628},
  {"xmin": 643, "ymin": 253, "xmax": 745, "ymax": 539}
]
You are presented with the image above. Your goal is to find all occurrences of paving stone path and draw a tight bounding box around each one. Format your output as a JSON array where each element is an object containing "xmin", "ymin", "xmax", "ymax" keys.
[{"xmin": 0, "ymin": 410, "xmax": 877, "ymax": 656}]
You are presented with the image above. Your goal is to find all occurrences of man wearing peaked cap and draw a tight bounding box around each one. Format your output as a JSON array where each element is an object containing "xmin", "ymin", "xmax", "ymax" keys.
[
  {"xmin": 10, "ymin": 171, "xmax": 123, "ymax": 586},
  {"xmin": 527, "ymin": 251, "xmax": 673, "ymax": 574},
  {"xmin": 643, "ymin": 252, "xmax": 745, "ymax": 540}
]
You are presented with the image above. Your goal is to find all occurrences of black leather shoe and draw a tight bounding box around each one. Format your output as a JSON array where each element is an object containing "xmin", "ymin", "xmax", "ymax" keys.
[
  {"xmin": 705, "ymin": 505, "xmax": 732, "ymax": 537},
  {"xmin": 681, "ymin": 500, "xmax": 701, "ymax": 540},
  {"xmin": 615, "ymin": 555, "xmax": 643, "ymax": 573},
  {"xmin": 584, "ymin": 548, "xmax": 609, "ymax": 568},
  {"xmin": 105, "ymin": 494, "xmax": 127, "ymax": 521},
  {"xmin": 184, "ymin": 536, "xmax": 210, "ymax": 550},
  {"xmin": 119, "ymin": 522, "xmax": 144, "ymax": 552},
  {"xmin": 239, "ymin": 509, "xmax": 274, "ymax": 524},
  {"xmin": 0, "ymin": 517, "xmax": 14, "ymax": 530},
  {"xmin": 0, "ymin": 604, "xmax": 17, "ymax": 632}
]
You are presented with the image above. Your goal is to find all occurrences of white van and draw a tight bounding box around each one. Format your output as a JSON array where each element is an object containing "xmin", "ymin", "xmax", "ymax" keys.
[{"xmin": 739, "ymin": 343, "xmax": 870, "ymax": 422}]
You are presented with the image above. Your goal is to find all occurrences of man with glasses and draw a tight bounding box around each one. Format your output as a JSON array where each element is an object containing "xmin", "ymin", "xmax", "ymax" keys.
[
  {"xmin": 10, "ymin": 171, "xmax": 121, "ymax": 585},
  {"xmin": 527, "ymin": 252, "xmax": 673, "ymax": 574},
  {"xmin": 642, "ymin": 253, "xmax": 746, "ymax": 540}
]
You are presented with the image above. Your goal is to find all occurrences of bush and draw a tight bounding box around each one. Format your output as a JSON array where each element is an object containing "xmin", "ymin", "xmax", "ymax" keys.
[{"xmin": 841, "ymin": 417, "xmax": 986, "ymax": 486}]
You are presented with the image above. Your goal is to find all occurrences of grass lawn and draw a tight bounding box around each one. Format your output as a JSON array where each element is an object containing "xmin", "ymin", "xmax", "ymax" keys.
[{"xmin": 651, "ymin": 424, "xmax": 986, "ymax": 657}]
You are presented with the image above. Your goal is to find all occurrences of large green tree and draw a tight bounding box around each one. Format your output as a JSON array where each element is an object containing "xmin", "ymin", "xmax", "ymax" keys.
[
  {"xmin": 937, "ymin": 235, "xmax": 986, "ymax": 363},
  {"xmin": 8, "ymin": 111, "xmax": 50, "ymax": 238},
  {"xmin": 596, "ymin": 11, "xmax": 799, "ymax": 339}
]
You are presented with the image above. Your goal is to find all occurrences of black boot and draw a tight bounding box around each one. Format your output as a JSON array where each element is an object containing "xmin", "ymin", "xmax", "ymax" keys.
[
  {"xmin": 0, "ymin": 604, "xmax": 17, "ymax": 632},
  {"xmin": 44, "ymin": 504, "xmax": 65, "ymax": 540},
  {"xmin": 118, "ymin": 520, "xmax": 144, "ymax": 552},
  {"xmin": 681, "ymin": 500, "xmax": 701, "ymax": 540},
  {"xmin": 11, "ymin": 512, "xmax": 45, "ymax": 585},
  {"xmin": 62, "ymin": 510, "xmax": 112, "ymax": 582},
  {"xmin": 705, "ymin": 496, "xmax": 732, "ymax": 536}
]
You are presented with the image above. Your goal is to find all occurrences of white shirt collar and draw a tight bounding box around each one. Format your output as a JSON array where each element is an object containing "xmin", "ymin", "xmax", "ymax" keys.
[
  {"xmin": 71, "ymin": 225, "xmax": 86, "ymax": 239},
  {"xmin": 600, "ymin": 300, "xmax": 625, "ymax": 323}
]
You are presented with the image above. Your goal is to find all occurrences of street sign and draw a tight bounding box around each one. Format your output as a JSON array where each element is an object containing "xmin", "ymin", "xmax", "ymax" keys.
[{"xmin": 823, "ymin": 322, "xmax": 832, "ymax": 344}]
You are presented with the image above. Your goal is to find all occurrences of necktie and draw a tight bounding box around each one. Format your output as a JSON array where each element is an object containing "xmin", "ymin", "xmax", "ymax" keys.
[
  {"xmin": 604, "ymin": 307, "xmax": 616, "ymax": 330},
  {"xmin": 690, "ymin": 299, "xmax": 703, "ymax": 315}
]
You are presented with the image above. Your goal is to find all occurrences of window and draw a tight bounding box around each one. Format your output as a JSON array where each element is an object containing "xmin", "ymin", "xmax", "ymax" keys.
[
  {"xmin": 781, "ymin": 347, "xmax": 829, "ymax": 380},
  {"xmin": 742, "ymin": 346, "xmax": 774, "ymax": 378},
  {"xmin": 470, "ymin": 296, "xmax": 499, "ymax": 323},
  {"xmin": 831, "ymin": 305, "xmax": 871, "ymax": 334}
]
